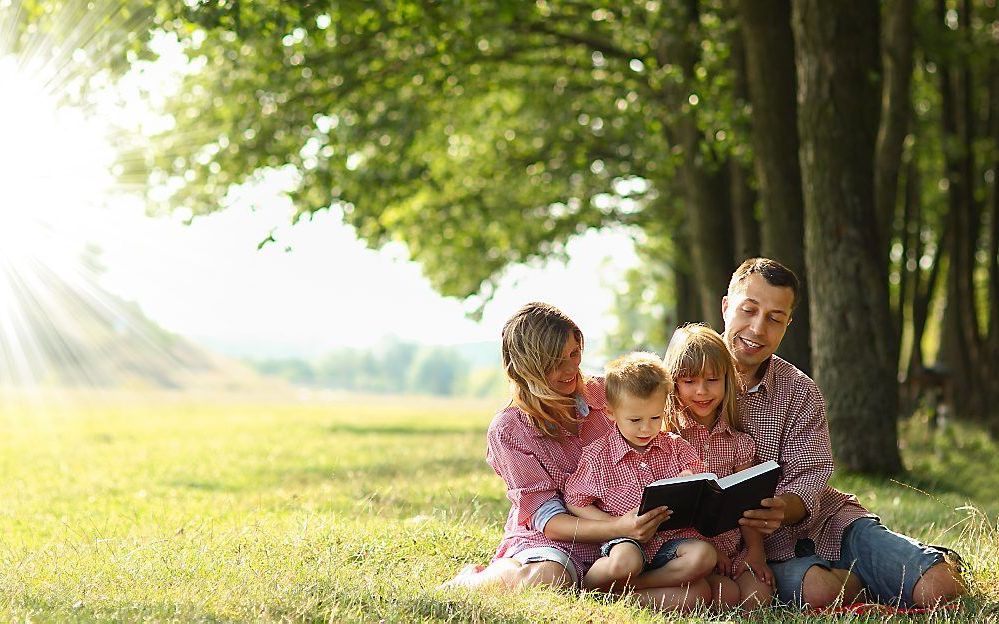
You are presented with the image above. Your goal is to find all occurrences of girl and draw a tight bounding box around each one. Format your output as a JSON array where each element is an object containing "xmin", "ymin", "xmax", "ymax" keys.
[
  {"xmin": 442, "ymin": 303, "xmax": 706, "ymax": 611},
  {"xmin": 663, "ymin": 323, "xmax": 773, "ymax": 609}
]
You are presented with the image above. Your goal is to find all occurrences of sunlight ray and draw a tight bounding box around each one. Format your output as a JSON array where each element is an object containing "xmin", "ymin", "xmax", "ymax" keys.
[{"xmin": 0, "ymin": 1, "xmax": 240, "ymax": 401}]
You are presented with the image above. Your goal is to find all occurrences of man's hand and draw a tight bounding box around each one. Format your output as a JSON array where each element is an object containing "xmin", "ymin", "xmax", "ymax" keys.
[
  {"xmin": 615, "ymin": 506, "xmax": 671, "ymax": 543},
  {"xmin": 739, "ymin": 496, "xmax": 787, "ymax": 535}
]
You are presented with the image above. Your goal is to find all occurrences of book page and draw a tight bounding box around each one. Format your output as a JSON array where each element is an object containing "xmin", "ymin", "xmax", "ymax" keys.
[
  {"xmin": 716, "ymin": 460, "xmax": 780, "ymax": 489},
  {"xmin": 647, "ymin": 472, "xmax": 717, "ymax": 487}
]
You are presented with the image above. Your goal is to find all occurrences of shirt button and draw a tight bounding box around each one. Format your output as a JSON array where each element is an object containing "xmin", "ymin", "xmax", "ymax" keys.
[{"xmin": 640, "ymin": 462, "xmax": 648, "ymax": 469}]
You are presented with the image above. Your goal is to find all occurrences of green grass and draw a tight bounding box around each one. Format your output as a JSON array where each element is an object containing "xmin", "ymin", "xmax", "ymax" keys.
[{"xmin": 0, "ymin": 391, "xmax": 995, "ymax": 622}]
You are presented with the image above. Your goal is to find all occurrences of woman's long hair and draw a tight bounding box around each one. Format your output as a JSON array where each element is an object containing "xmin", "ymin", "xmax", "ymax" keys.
[
  {"xmin": 501, "ymin": 302, "xmax": 584, "ymax": 437},
  {"xmin": 662, "ymin": 323, "xmax": 743, "ymax": 431}
]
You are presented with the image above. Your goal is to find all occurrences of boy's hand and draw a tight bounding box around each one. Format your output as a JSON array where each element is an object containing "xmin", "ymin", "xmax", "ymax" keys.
[{"xmin": 616, "ymin": 506, "xmax": 670, "ymax": 543}]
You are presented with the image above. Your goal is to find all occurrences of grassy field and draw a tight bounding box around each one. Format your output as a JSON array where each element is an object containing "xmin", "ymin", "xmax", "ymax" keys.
[{"xmin": 0, "ymin": 390, "xmax": 995, "ymax": 622}]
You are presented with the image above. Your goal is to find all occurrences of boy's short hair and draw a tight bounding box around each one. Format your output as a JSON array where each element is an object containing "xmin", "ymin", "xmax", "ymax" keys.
[
  {"xmin": 604, "ymin": 352, "xmax": 671, "ymax": 408},
  {"xmin": 728, "ymin": 257, "xmax": 801, "ymax": 310}
]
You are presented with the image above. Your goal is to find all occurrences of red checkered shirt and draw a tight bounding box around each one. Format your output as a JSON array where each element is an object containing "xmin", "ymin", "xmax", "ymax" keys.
[
  {"xmin": 676, "ymin": 412, "xmax": 756, "ymax": 575},
  {"xmin": 737, "ymin": 355, "xmax": 873, "ymax": 562},
  {"xmin": 486, "ymin": 378, "xmax": 615, "ymax": 573},
  {"xmin": 564, "ymin": 428, "xmax": 707, "ymax": 562}
]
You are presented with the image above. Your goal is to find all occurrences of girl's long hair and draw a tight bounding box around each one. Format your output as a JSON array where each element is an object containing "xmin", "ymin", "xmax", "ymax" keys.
[
  {"xmin": 662, "ymin": 323, "xmax": 743, "ymax": 431},
  {"xmin": 501, "ymin": 302, "xmax": 584, "ymax": 437}
]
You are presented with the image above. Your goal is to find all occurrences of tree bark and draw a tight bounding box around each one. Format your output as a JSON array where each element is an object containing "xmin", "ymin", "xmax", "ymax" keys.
[
  {"xmin": 792, "ymin": 1, "xmax": 903, "ymax": 474},
  {"xmin": 735, "ymin": 0, "xmax": 811, "ymax": 373}
]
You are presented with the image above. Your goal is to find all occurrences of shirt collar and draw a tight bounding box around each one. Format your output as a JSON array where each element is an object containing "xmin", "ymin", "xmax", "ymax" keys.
[
  {"xmin": 677, "ymin": 411, "xmax": 735, "ymax": 436},
  {"xmin": 607, "ymin": 428, "xmax": 668, "ymax": 463},
  {"xmin": 745, "ymin": 357, "xmax": 775, "ymax": 395}
]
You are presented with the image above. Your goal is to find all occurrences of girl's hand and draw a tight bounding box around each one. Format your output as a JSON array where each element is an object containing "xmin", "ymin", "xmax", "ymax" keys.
[
  {"xmin": 616, "ymin": 506, "xmax": 671, "ymax": 543},
  {"xmin": 715, "ymin": 549, "xmax": 732, "ymax": 576},
  {"xmin": 744, "ymin": 552, "xmax": 774, "ymax": 586}
]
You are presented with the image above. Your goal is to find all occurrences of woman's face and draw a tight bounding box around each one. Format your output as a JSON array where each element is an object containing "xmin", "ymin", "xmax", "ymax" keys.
[{"xmin": 546, "ymin": 333, "xmax": 582, "ymax": 396}]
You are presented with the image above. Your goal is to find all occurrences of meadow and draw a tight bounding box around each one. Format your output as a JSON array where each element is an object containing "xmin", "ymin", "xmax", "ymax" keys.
[{"xmin": 0, "ymin": 390, "xmax": 995, "ymax": 622}]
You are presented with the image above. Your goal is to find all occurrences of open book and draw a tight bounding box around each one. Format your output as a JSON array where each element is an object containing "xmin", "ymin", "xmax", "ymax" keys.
[{"xmin": 637, "ymin": 460, "xmax": 781, "ymax": 537}]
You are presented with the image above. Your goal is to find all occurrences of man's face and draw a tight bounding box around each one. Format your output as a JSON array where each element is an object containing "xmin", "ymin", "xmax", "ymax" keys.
[{"xmin": 722, "ymin": 273, "xmax": 794, "ymax": 375}]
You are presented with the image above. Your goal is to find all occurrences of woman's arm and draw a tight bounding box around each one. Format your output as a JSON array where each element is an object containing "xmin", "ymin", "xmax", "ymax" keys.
[
  {"xmin": 543, "ymin": 506, "xmax": 670, "ymax": 543},
  {"xmin": 565, "ymin": 502, "xmax": 613, "ymax": 521}
]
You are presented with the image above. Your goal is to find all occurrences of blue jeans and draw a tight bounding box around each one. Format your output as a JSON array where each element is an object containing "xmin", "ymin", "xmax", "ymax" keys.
[{"xmin": 770, "ymin": 518, "xmax": 945, "ymax": 607}]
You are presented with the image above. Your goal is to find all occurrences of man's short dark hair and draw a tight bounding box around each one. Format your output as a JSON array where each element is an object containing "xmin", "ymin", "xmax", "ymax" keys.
[{"xmin": 728, "ymin": 258, "xmax": 800, "ymax": 310}]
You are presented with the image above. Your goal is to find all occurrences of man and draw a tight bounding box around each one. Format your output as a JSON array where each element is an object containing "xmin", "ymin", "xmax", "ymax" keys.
[{"xmin": 726, "ymin": 258, "xmax": 964, "ymax": 608}]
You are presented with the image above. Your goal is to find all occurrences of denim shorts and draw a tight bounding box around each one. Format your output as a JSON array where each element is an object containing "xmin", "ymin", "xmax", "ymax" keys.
[
  {"xmin": 770, "ymin": 518, "xmax": 945, "ymax": 607},
  {"xmin": 510, "ymin": 546, "xmax": 579, "ymax": 587},
  {"xmin": 600, "ymin": 537, "xmax": 643, "ymax": 559},
  {"xmin": 646, "ymin": 537, "xmax": 702, "ymax": 572}
]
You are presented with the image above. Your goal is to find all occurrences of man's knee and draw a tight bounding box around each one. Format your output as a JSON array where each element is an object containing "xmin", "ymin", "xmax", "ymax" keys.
[{"xmin": 912, "ymin": 561, "xmax": 966, "ymax": 607}]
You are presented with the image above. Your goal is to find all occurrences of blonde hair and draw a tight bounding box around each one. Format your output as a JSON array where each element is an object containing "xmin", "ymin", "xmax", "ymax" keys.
[
  {"xmin": 662, "ymin": 323, "xmax": 743, "ymax": 431},
  {"xmin": 605, "ymin": 352, "xmax": 671, "ymax": 408},
  {"xmin": 501, "ymin": 302, "xmax": 584, "ymax": 437}
]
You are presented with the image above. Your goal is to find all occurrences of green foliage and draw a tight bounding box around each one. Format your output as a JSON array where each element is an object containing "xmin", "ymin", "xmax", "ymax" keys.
[
  {"xmin": 0, "ymin": 393, "xmax": 993, "ymax": 621},
  {"xmin": 123, "ymin": 1, "xmax": 749, "ymax": 308}
]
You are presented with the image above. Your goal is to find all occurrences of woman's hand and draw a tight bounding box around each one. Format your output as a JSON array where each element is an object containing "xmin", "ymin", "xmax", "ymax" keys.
[
  {"xmin": 614, "ymin": 506, "xmax": 671, "ymax": 543},
  {"xmin": 739, "ymin": 496, "xmax": 787, "ymax": 535}
]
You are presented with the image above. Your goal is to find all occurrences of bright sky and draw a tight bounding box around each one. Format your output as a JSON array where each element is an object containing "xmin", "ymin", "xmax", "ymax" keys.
[
  {"xmin": 96, "ymin": 192, "xmax": 640, "ymax": 359},
  {"xmin": 0, "ymin": 31, "xmax": 641, "ymax": 366}
]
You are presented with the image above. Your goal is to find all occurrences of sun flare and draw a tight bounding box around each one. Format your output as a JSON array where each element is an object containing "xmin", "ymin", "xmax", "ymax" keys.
[{"xmin": 0, "ymin": 43, "xmax": 200, "ymax": 392}]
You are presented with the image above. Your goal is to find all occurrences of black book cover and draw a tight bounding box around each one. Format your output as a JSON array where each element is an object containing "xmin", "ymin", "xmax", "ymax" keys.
[{"xmin": 637, "ymin": 460, "xmax": 781, "ymax": 537}]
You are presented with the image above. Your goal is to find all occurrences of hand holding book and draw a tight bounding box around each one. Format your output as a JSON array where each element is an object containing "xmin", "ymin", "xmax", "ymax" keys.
[{"xmin": 637, "ymin": 460, "xmax": 781, "ymax": 537}]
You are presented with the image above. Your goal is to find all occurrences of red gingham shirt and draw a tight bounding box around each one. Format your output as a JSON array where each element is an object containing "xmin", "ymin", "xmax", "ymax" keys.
[
  {"xmin": 564, "ymin": 429, "xmax": 706, "ymax": 561},
  {"xmin": 486, "ymin": 378, "xmax": 615, "ymax": 573},
  {"xmin": 738, "ymin": 355, "xmax": 873, "ymax": 562},
  {"xmin": 676, "ymin": 412, "xmax": 756, "ymax": 575}
]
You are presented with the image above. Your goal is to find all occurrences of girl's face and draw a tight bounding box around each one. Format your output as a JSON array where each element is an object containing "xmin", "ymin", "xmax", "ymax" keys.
[
  {"xmin": 675, "ymin": 368, "xmax": 725, "ymax": 425},
  {"xmin": 546, "ymin": 333, "xmax": 581, "ymax": 396}
]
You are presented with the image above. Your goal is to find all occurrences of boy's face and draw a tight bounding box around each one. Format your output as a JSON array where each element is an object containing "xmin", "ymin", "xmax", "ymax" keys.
[{"xmin": 609, "ymin": 391, "xmax": 667, "ymax": 450}]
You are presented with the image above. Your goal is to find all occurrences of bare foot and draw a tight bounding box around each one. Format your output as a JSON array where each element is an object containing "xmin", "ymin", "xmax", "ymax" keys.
[{"xmin": 438, "ymin": 563, "xmax": 487, "ymax": 589}]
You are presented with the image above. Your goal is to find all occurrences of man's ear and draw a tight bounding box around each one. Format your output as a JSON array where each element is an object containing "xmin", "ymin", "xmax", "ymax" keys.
[{"xmin": 721, "ymin": 295, "xmax": 729, "ymax": 319}]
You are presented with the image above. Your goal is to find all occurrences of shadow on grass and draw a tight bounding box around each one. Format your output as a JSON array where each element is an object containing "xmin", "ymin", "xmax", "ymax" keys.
[{"xmin": 165, "ymin": 479, "xmax": 240, "ymax": 492}]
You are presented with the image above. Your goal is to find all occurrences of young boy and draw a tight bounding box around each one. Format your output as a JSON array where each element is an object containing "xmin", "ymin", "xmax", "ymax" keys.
[{"xmin": 564, "ymin": 352, "xmax": 717, "ymax": 600}]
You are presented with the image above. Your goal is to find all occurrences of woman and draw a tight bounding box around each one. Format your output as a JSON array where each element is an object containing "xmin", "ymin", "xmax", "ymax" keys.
[{"xmin": 442, "ymin": 302, "xmax": 706, "ymax": 610}]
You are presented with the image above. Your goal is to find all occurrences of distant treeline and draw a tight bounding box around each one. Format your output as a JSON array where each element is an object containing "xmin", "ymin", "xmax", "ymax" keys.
[{"xmin": 245, "ymin": 340, "xmax": 507, "ymax": 397}]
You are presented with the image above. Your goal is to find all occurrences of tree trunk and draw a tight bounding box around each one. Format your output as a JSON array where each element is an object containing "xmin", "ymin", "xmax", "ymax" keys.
[
  {"xmin": 936, "ymin": 0, "xmax": 984, "ymax": 420},
  {"xmin": 728, "ymin": 30, "xmax": 762, "ymax": 263},
  {"xmin": 792, "ymin": 1, "xmax": 903, "ymax": 474},
  {"xmin": 875, "ymin": 0, "xmax": 915, "ymax": 262},
  {"xmin": 655, "ymin": 0, "xmax": 734, "ymax": 331},
  {"xmin": 735, "ymin": 0, "xmax": 811, "ymax": 373}
]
